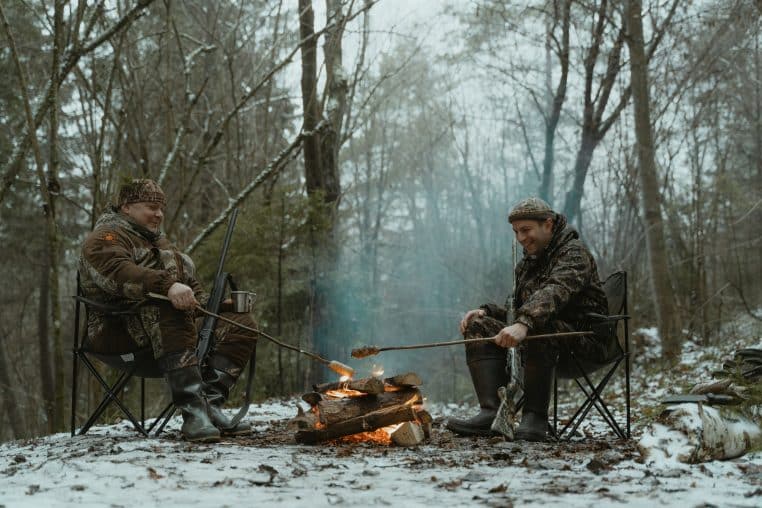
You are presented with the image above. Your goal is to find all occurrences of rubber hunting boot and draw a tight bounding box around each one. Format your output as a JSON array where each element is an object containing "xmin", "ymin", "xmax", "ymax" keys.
[
  {"xmin": 447, "ymin": 341, "xmax": 509, "ymax": 436},
  {"xmin": 164, "ymin": 365, "xmax": 221, "ymax": 443},
  {"xmin": 203, "ymin": 364, "xmax": 251, "ymax": 436},
  {"xmin": 515, "ymin": 358, "xmax": 555, "ymax": 442}
]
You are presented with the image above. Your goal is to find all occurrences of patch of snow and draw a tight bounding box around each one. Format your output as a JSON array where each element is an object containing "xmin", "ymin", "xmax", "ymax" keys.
[
  {"xmin": 1, "ymin": 397, "xmax": 759, "ymax": 508},
  {"xmin": 2, "ymin": 319, "xmax": 761, "ymax": 507}
]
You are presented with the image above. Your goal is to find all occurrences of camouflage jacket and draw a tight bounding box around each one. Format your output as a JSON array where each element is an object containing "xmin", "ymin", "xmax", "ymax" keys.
[
  {"xmin": 78, "ymin": 209, "xmax": 207, "ymax": 347},
  {"xmin": 482, "ymin": 215, "xmax": 608, "ymax": 332}
]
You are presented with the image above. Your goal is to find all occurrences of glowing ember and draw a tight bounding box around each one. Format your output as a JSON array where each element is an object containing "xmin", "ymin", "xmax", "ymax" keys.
[
  {"xmin": 331, "ymin": 423, "xmax": 405, "ymax": 445},
  {"xmin": 293, "ymin": 370, "xmax": 428, "ymax": 446},
  {"xmin": 325, "ymin": 388, "xmax": 366, "ymax": 398}
]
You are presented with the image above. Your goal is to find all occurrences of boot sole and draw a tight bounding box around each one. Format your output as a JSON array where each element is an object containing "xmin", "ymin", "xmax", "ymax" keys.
[
  {"xmin": 514, "ymin": 430, "xmax": 548, "ymax": 442},
  {"xmin": 446, "ymin": 423, "xmax": 497, "ymax": 437},
  {"xmin": 184, "ymin": 434, "xmax": 221, "ymax": 443},
  {"xmin": 220, "ymin": 429, "xmax": 252, "ymax": 437}
]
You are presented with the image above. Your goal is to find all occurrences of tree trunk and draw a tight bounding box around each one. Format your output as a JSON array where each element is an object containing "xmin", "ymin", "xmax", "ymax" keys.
[
  {"xmin": 0, "ymin": 334, "xmax": 24, "ymax": 439},
  {"xmin": 625, "ymin": 0, "xmax": 680, "ymax": 361},
  {"xmin": 37, "ymin": 247, "xmax": 55, "ymax": 434},
  {"xmin": 539, "ymin": 0, "xmax": 570, "ymax": 203},
  {"xmin": 298, "ymin": 0, "xmax": 346, "ymax": 384}
]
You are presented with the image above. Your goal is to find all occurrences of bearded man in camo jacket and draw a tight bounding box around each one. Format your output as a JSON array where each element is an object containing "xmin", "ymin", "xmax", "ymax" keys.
[
  {"xmin": 79, "ymin": 179, "xmax": 257, "ymax": 442},
  {"xmin": 447, "ymin": 197, "xmax": 619, "ymax": 441}
]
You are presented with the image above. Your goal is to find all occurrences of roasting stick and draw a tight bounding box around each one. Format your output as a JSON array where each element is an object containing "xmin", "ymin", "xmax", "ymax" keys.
[
  {"xmin": 351, "ymin": 331, "xmax": 593, "ymax": 359},
  {"xmin": 147, "ymin": 292, "xmax": 355, "ymax": 378}
]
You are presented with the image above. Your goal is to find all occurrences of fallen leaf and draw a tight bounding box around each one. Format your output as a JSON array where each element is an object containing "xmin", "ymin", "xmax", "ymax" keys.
[
  {"xmin": 438, "ymin": 479, "xmax": 463, "ymax": 491},
  {"xmin": 586, "ymin": 457, "xmax": 608, "ymax": 475},
  {"xmin": 489, "ymin": 483, "xmax": 508, "ymax": 493}
]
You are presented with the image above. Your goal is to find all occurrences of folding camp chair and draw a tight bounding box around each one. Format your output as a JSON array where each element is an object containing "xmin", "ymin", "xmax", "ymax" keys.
[
  {"xmin": 551, "ymin": 270, "xmax": 631, "ymax": 440},
  {"xmin": 70, "ymin": 273, "xmax": 174, "ymax": 437}
]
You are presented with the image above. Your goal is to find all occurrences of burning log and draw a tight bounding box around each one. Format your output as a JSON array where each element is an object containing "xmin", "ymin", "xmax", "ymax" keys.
[
  {"xmin": 313, "ymin": 376, "xmax": 385, "ymax": 395},
  {"xmin": 301, "ymin": 392, "xmax": 324, "ymax": 405},
  {"xmin": 291, "ymin": 371, "xmax": 429, "ymax": 445},
  {"xmin": 384, "ymin": 373, "xmax": 422, "ymax": 388},
  {"xmin": 317, "ymin": 388, "xmax": 421, "ymax": 426},
  {"xmin": 295, "ymin": 404, "xmax": 419, "ymax": 444},
  {"xmin": 415, "ymin": 408, "xmax": 433, "ymax": 438}
]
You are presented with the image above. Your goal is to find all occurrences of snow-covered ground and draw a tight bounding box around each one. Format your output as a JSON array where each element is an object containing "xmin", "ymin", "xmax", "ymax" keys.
[{"xmin": 2, "ymin": 327, "xmax": 761, "ymax": 507}]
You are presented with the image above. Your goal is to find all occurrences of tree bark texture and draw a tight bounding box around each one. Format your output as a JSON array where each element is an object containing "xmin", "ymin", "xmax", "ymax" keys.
[
  {"xmin": 0, "ymin": 335, "xmax": 24, "ymax": 438},
  {"xmin": 625, "ymin": 0, "xmax": 680, "ymax": 361}
]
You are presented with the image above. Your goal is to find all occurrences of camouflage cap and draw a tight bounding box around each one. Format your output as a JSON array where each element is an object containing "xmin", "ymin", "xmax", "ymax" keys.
[
  {"xmin": 508, "ymin": 197, "xmax": 555, "ymax": 223},
  {"xmin": 117, "ymin": 179, "xmax": 166, "ymax": 207}
]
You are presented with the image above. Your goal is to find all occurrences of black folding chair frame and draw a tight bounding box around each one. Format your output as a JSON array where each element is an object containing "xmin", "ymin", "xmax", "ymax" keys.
[
  {"xmin": 70, "ymin": 274, "xmax": 175, "ymax": 437},
  {"xmin": 551, "ymin": 271, "xmax": 632, "ymax": 440}
]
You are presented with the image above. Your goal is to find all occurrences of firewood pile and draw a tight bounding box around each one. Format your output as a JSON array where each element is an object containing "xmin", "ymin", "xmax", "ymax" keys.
[{"xmin": 288, "ymin": 372, "xmax": 432, "ymax": 446}]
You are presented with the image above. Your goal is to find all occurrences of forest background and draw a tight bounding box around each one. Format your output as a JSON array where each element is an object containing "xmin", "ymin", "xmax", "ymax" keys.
[{"xmin": 0, "ymin": 0, "xmax": 759, "ymax": 442}]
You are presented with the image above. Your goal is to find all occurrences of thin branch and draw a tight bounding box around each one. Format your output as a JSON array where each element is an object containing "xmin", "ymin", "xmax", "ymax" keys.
[{"xmin": 185, "ymin": 119, "xmax": 330, "ymax": 254}]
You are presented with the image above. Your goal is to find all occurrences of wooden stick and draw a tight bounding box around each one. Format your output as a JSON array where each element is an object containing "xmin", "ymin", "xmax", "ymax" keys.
[
  {"xmin": 146, "ymin": 292, "xmax": 355, "ymax": 377},
  {"xmin": 351, "ymin": 331, "xmax": 594, "ymax": 359}
]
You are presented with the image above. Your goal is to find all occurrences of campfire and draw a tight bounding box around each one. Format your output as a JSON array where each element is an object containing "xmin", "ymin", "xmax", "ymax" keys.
[{"xmin": 289, "ymin": 371, "xmax": 431, "ymax": 446}]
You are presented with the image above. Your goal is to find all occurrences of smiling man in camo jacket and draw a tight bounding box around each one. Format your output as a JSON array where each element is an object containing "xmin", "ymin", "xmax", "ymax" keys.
[
  {"xmin": 447, "ymin": 197, "xmax": 620, "ymax": 441},
  {"xmin": 79, "ymin": 179, "xmax": 257, "ymax": 442}
]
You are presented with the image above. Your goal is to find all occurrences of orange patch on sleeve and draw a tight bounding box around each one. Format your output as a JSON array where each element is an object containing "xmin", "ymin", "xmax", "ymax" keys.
[{"xmin": 103, "ymin": 233, "xmax": 116, "ymax": 242}]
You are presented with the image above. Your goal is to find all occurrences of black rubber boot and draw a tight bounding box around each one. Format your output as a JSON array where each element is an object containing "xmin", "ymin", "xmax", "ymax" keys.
[
  {"xmin": 515, "ymin": 358, "xmax": 555, "ymax": 442},
  {"xmin": 164, "ymin": 365, "xmax": 221, "ymax": 443},
  {"xmin": 203, "ymin": 364, "xmax": 251, "ymax": 436},
  {"xmin": 446, "ymin": 341, "xmax": 509, "ymax": 436}
]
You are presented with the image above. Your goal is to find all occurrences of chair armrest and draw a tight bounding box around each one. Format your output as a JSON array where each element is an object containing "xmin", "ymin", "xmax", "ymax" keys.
[
  {"xmin": 73, "ymin": 295, "xmax": 142, "ymax": 316},
  {"xmin": 585, "ymin": 312, "xmax": 630, "ymax": 323}
]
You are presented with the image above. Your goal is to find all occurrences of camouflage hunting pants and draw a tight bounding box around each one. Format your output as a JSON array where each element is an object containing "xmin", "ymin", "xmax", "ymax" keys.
[
  {"xmin": 464, "ymin": 315, "xmax": 619, "ymax": 379},
  {"xmin": 88, "ymin": 300, "xmax": 257, "ymax": 373}
]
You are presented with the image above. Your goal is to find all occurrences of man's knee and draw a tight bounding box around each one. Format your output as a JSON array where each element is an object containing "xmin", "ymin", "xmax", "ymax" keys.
[
  {"xmin": 156, "ymin": 303, "xmax": 197, "ymax": 356},
  {"xmin": 464, "ymin": 315, "xmax": 504, "ymax": 339},
  {"xmin": 217, "ymin": 312, "xmax": 258, "ymax": 342}
]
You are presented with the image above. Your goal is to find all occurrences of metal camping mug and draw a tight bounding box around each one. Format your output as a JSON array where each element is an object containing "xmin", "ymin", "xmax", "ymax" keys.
[{"xmin": 230, "ymin": 291, "xmax": 255, "ymax": 313}]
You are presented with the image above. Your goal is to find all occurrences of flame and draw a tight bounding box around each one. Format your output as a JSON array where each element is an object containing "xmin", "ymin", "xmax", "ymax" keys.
[
  {"xmin": 307, "ymin": 371, "xmax": 425, "ymax": 446},
  {"xmin": 325, "ymin": 388, "xmax": 365, "ymax": 398},
  {"xmin": 331, "ymin": 423, "xmax": 405, "ymax": 445}
]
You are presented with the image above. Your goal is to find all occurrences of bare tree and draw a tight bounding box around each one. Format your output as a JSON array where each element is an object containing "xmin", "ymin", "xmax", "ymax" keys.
[{"xmin": 625, "ymin": 0, "xmax": 680, "ymax": 361}]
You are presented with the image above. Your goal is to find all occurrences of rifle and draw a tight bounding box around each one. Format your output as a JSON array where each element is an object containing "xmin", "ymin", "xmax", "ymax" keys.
[{"xmin": 196, "ymin": 208, "xmax": 239, "ymax": 360}]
